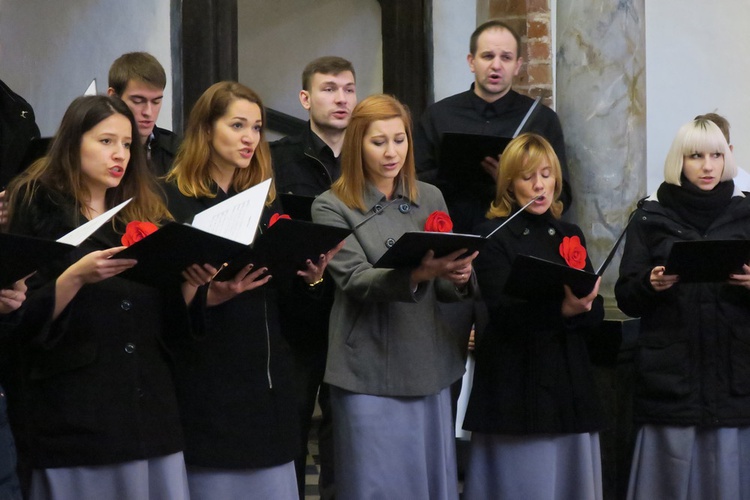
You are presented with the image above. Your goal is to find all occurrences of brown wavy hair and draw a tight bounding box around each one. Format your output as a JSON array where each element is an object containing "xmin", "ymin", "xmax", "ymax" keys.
[
  {"xmin": 7, "ymin": 95, "xmax": 170, "ymax": 228},
  {"xmin": 167, "ymin": 81, "xmax": 275, "ymax": 203},
  {"xmin": 486, "ymin": 133, "xmax": 563, "ymax": 219},
  {"xmin": 331, "ymin": 94, "xmax": 418, "ymax": 210}
]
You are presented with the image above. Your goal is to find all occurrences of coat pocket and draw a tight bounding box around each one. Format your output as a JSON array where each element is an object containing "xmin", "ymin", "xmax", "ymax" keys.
[
  {"xmin": 635, "ymin": 335, "xmax": 690, "ymax": 400},
  {"xmin": 29, "ymin": 341, "xmax": 98, "ymax": 380},
  {"xmin": 730, "ymin": 326, "xmax": 750, "ymax": 395}
]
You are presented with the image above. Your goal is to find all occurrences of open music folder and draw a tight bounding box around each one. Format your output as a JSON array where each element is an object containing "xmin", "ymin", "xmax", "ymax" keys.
[
  {"xmin": 117, "ymin": 180, "xmax": 350, "ymax": 286},
  {"xmin": 373, "ymin": 231, "xmax": 486, "ymax": 269},
  {"xmin": 503, "ymin": 254, "xmax": 600, "ymax": 300},
  {"xmin": 116, "ymin": 180, "xmax": 271, "ymax": 285},
  {"xmin": 212, "ymin": 218, "xmax": 351, "ymax": 283},
  {"xmin": 0, "ymin": 198, "xmax": 132, "ymax": 288},
  {"xmin": 438, "ymin": 133, "xmax": 512, "ymax": 189},
  {"xmin": 502, "ymin": 218, "xmax": 628, "ymax": 300},
  {"xmin": 664, "ymin": 239, "xmax": 750, "ymax": 282}
]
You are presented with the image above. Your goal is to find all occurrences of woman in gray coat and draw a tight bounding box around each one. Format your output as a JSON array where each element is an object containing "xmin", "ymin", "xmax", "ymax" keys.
[{"xmin": 311, "ymin": 94, "xmax": 477, "ymax": 500}]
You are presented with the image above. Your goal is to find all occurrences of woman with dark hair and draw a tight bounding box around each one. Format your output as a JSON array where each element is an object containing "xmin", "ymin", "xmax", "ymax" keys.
[
  {"xmin": 6, "ymin": 95, "xmax": 201, "ymax": 499},
  {"xmin": 164, "ymin": 81, "xmax": 337, "ymax": 499},
  {"xmin": 311, "ymin": 94, "xmax": 477, "ymax": 499},
  {"xmin": 616, "ymin": 119, "xmax": 750, "ymax": 499},
  {"xmin": 463, "ymin": 133, "xmax": 605, "ymax": 499}
]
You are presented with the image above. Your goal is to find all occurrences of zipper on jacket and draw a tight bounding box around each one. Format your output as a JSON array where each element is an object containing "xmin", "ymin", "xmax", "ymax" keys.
[
  {"xmin": 304, "ymin": 151, "xmax": 333, "ymax": 185},
  {"xmin": 263, "ymin": 291, "xmax": 273, "ymax": 389}
]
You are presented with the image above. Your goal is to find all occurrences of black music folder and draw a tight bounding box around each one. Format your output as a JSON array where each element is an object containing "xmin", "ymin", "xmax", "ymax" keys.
[
  {"xmin": 0, "ymin": 233, "xmax": 74, "ymax": 288},
  {"xmin": 116, "ymin": 223, "xmax": 248, "ymax": 285},
  {"xmin": 213, "ymin": 218, "xmax": 351, "ymax": 282},
  {"xmin": 438, "ymin": 133, "xmax": 512, "ymax": 188},
  {"xmin": 664, "ymin": 239, "xmax": 750, "ymax": 282},
  {"xmin": 373, "ymin": 231, "xmax": 486, "ymax": 269},
  {"xmin": 504, "ymin": 254, "xmax": 599, "ymax": 300},
  {"xmin": 278, "ymin": 193, "xmax": 316, "ymax": 222}
]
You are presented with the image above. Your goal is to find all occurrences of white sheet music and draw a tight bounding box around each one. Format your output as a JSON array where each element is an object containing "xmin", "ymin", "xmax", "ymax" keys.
[
  {"xmin": 191, "ymin": 178, "xmax": 271, "ymax": 245},
  {"xmin": 84, "ymin": 79, "xmax": 97, "ymax": 96},
  {"xmin": 57, "ymin": 198, "xmax": 132, "ymax": 246}
]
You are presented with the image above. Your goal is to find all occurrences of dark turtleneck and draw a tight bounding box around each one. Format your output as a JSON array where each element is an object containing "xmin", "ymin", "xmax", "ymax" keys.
[{"xmin": 657, "ymin": 175, "xmax": 734, "ymax": 233}]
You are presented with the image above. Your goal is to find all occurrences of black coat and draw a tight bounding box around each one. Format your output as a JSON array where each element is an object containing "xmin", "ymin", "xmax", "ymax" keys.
[
  {"xmin": 147, "ymin": 126, "xmax": 180, "ymax": 177},
  {"xmin": 615, "ymin": 193, "xmax": 750, "ymax": 427},
  {"xmin": 163, "ymin": 182, "xmax": 300, "ymax": 468},
  {"xmin": 7, "ymin": 186, "xmax": 186, "ymax": 468},
  {"xmin": 0, "ymin": 80, "xmax": 40, "ymax": 188},
  {"xmin": 464, "ymin": 210, "xmax": 605, "ymax": 434}
]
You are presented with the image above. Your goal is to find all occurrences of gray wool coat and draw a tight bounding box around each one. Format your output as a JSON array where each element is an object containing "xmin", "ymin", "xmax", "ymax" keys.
[{"xmin": 312, "ymin": 181, "xmax": 472, "ymax": 397}]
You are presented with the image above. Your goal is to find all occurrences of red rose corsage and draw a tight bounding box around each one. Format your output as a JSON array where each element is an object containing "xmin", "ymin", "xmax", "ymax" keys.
[
  {"xmin": 424, "ymin": 211, "xmax": 453, "ymax": 233},
  {"xmin": 559, "ymin": 235, "xmax": 587, "ymax": 270},
  {"xmin": 268, "ymin": 212, "xmax": 291, "ymax": 228},
  {"xmin": 121, "ymin": 221, "xmax": 158, "ymax": 246}
]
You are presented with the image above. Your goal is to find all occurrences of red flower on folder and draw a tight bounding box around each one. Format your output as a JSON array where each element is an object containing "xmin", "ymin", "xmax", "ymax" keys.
[
  {"xmin": 424, "ymin": 211, "xmax": 453, "ymax": 233},
  {"xmin": 121, "ymin": 221, "xmax": 158, "ymax": 247},
  {"xmin": 559, "ymin": 235, "xmax": 587, "ymax": 270},
  {"xmin": 268, "ymin": 213, "xmax": 291, "ymax": 228}
]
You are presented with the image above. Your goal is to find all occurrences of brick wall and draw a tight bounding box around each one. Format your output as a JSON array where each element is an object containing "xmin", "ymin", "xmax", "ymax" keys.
[{"xmin": 487, "ymin": 0, "xmax": 553, "ymax": 107}]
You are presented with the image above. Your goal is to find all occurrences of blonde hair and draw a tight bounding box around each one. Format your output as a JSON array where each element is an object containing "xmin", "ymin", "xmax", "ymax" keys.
[
  {"xmin": 486, "ymin": 133, "xmax": 563, "ymax": 219},
  {"xmin": 663, "ymin": 118, "xmax": 736, "ymax": 186},
  {"xmin": 331, "ymin": 94, "xmax": 418, "ymax": 210},
  {"xmin": 167, "ymin": 81, "xmax": 275, "ymax": 203}
]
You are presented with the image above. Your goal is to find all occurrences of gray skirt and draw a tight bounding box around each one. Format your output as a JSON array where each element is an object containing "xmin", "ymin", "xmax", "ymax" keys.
[
  {"xmin": 463, "ymin": 431, "xmax": 602, "ymax": 500},
  {"xmin": 331, "ymin": 386, "xmax": 458, "ymax": 500},
  {"xmin": 627, "ymin": 424, "xmax": 750, "ymax": 500},
  {"xmin": 186, "ymin": 461, "xmax": 297, "ymax": 500},
  {"xmin": 29, "ymin": 452, "xmax": 189, "ymax": 500}
]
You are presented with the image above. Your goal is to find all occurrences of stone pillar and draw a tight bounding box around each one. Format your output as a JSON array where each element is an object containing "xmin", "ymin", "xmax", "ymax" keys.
[{"xmin": 556, "ymin": 0, "xmax": 646, "ymax": 303}]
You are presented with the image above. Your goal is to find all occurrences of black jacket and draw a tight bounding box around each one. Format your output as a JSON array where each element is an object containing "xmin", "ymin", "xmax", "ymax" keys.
[
  {"xmin": 615, "ymin": 192, "xmax": 750, "ymax": 427},
  {"xmin": 270, "ymin": 126, "xmax": 337, "ymax": 350},
  {"xmin": 270, "ymin": 124, "xmax": 339, "ymax": 197},
  {"xmin": 147, "ymin": 126, "xmax": 180, "ymax": 177},
  {"xmin": 163, "ymin": 182, "xmax": 300, "ymax": 468},
  {"xmin": 464, "ymin": 210, "xmax": 605, "ymax": 434},
  {"xmin": 0, "ymin": 80, "xmax": 40, "ymax": 188},
  {"xmin": 7, "ymin": 185, "xmax": 186, "ymax": 467}
]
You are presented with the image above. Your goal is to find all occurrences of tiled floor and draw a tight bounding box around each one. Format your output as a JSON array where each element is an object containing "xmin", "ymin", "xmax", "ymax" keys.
[{"xmin": 303, "ymin": 419, "xmax": 322, "ymax": 500}]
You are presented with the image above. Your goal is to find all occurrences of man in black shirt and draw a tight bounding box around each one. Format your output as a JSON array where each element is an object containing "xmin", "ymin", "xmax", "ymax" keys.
[
  {"xmin": 108, "ymin": 52, "xmax": 180, "ymax": 177},
  {"xmin": 415, "ymin": 19, "xmax": 572, "ymax": 233},
  {"xmin": 270, "ymin": 56, "xmax": 357, "ymax": 500}
]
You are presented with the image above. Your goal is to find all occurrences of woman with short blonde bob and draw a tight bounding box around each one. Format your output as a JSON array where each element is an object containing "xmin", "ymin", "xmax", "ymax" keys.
[
  {"xmin": 312, "ymin": 94, "xmax": 477, "ymax": 500},
  {"xmin": 616, "ymin": 119, "xmax": 750, "ymax": 499},
  {"xmin": 464, "ymin": 133, "xmax": 605, "ymax": 499}
]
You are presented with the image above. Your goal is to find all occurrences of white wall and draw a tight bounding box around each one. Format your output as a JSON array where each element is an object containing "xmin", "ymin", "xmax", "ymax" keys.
[
  {"xmin": 646, "ymin": 0, "xmax": 750, "ymax": 192},
  {"xmin": 432, "ymin": 0, "xmax": 477, "ymax": 101},
  {"xmin": 0, "ymin": 0, "xmax": 172, "ymax": 136},
  {"xmin": 237, "ymin": 0, "xmax": 382, "ymax": 128}
]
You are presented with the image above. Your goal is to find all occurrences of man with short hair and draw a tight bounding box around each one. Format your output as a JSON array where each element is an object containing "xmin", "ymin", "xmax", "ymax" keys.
[
  {"xmin": 272, "ymin": 56, "xmax": 356, "ymax": 195},
  {"xmin": 415, "ymin": 19, "xmax": 572, "ymax": 232},
  {"xmin": 108, "ymin": 52, "xmax": 179, "ymax": 176},
  {"xmin": 270, "ymin": 55, "xmax": 357, "ymax": 500}
]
